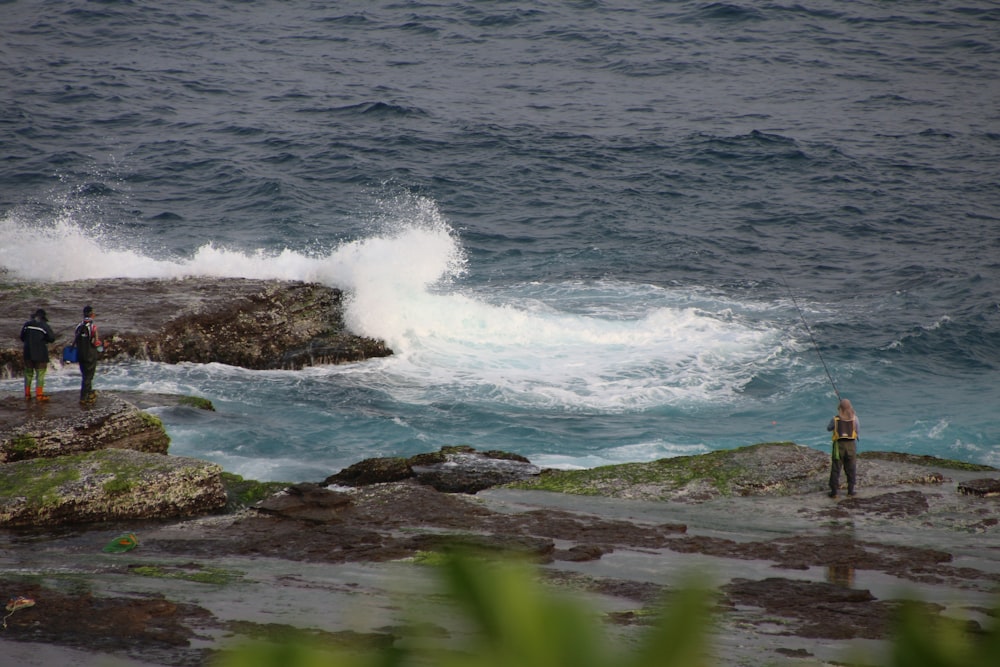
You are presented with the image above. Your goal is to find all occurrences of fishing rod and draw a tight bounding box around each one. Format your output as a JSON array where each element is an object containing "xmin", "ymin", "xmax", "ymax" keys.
[{"xmin": 765, "ymin": 245, "xmax": 842, "ymax": 401}]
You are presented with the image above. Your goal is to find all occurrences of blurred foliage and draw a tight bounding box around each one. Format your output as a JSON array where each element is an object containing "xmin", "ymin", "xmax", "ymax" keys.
[
  {"xmin": 213, "ymin": 552, "xmax": 998, "ymax": 667},
  {"xmin": 890, "ymin": 598, "xmax": 1000, "ymax": 667}
]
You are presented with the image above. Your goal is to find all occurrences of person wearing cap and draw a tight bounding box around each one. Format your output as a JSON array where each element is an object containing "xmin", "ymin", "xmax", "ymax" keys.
[
  {"xmin": 75, "ymin": 305, "xmax": 104, "ymax": 403},
  {"xmin": 20, "ymin": 308, "xmax": 56, "ymax": 400}
]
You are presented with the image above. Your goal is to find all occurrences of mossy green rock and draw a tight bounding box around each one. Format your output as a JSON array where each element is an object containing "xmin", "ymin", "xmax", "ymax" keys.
[
  {"xmin": 0, "ymin": 392, "xmax": 169, "ymax": 463},
  {"xmin": 0, "ymin": 448, "xmax": 226, "ymax": 527},
  {"xmin": 512, "ymin": 442, "xmax": 828, "ymax": 501},
  {"xmin": 509, "ymin": 442, "xmax": 961, "ymax": 502}
]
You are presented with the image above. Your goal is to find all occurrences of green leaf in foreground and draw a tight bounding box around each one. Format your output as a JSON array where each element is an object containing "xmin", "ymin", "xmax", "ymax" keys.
[
  {"xmin": 213, "ymin": 552, "xmax": 714, "ymax": 667},
  {"xmin": 212, "ymin": 552, "xmax": 999, "ymax": 667}
]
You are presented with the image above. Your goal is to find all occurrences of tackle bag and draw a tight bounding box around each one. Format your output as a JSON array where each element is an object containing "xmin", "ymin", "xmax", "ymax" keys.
[{"xmin": 62, "ymin": 345, "xmax": 78, "ymax": 363}]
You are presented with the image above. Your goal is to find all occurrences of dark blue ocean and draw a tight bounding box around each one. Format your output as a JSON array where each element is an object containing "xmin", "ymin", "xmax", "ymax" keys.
[{"xmin": 2, "ymin": 1, "xmax": 998, "ymax": 480}]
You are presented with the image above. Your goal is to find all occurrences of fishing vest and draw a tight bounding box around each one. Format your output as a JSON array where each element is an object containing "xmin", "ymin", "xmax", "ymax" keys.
[{"xmin": 832, "ymin": 416, "xmax": 857, "ymax": 442}]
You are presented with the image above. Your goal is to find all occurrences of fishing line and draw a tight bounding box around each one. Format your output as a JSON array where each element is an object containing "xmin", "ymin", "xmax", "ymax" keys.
[{"xmin": 764, "ymin": 243, "xmax": 841, "ymax": 401}]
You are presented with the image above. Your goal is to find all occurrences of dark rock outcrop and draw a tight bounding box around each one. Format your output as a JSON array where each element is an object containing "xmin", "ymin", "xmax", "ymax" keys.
[
  {"xmin": 328, "ymin": 456, "xmax": 414, "ymax": 487},
  {"xmin": 411, "ymin": 452, "xmax": 542, "ymax": 494},
  {"xmin": 0, "ymin": 277, "xmax": 391, "ymax": 376},
  {"xmin": 255, "ymin": 482, "xmax": 353, "ymax": 523},
  {"xmin": 958, "ymin": 478, "xmax": 1000, "ymax": 497},
  {"xmin": 324, "ymin": 445, "xmax": 541, "ymax": 494}
]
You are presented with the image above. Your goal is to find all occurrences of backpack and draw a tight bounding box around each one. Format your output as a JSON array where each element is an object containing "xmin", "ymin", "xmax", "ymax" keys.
[
  {"xmin": 75, "ymin": 321, "xmax": 90, "ymax": 345},
  {"xmin": 832, "ymin": 416, "xmax": 857, "ymax": 441},
  {"xmin": 74, "ymin": 321, "xmax": 96, "ymax": 361}
]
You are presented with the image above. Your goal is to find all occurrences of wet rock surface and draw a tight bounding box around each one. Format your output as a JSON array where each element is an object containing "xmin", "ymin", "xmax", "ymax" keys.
[
  {"xmin": 724, "ymin": 577, "xmax": 892, "ymax": 640},
  {"xmin": 1, "ymin": 443, "xmax": 998, "ymax": 666},
  {"xmin": 0, "ymin": 576, "xmax": 216, "ymax": 666}
]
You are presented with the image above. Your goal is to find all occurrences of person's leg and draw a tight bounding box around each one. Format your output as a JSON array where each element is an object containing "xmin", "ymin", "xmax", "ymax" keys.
[
  {"xmin": 34, "ymin": 365, "xmax": 49, "ymax": 400},
  {"xmin": 23, "ymin": 364, "xmax": 33, "ymax": 398},
  {"xmin": 79, "ymin": 360, "xmax": 95, "ymax": 400},
  {"xmin": 843, "ymin": 442, "xmax": 857, "ymax": 495},
  {"xmin": 828, "ymin": 450, "xmax": 842, "ymax": 497},
  {"xmin": 86, "ymin": 361, "xmax": 98, "ymax": 399}
]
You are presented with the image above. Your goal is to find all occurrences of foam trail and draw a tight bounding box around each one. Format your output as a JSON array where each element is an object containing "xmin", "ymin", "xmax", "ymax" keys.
[{"xmin": 324, "ymin": 212, "xmax": 779, "ymax": 409}]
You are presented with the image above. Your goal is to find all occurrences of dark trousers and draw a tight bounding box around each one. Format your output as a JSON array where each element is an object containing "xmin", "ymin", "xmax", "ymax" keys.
[
  {"xmin": 829, "ymin": 439, "xmax": 857, "ymax": 494},
  {"xmin": 79, "ymin": 358, "xmax": 98, "ymax": 399}
]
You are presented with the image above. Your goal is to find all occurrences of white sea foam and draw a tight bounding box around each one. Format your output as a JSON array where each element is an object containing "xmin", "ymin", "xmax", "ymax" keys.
[
  {"xmin": 927, "ymin": 418, "xmax": 950, "ymax": 439},
  {"xmin": 532, "ymin": 440, "xmax": 711, "ymax": 470}
]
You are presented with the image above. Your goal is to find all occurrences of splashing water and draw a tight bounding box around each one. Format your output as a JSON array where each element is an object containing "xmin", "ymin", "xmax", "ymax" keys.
[{"xmin": 2, "ymin": 194, "xmax": 782, "ymax": 415}]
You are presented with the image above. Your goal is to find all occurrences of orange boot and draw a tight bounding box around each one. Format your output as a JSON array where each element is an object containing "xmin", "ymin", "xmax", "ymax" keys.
[
  {"xmin": 35, "ymin": 386, "xmax": 50, "ymax": 402},
  {"xmin": 24, "ymin": 385, "xmax": 31, "ymax": 400}
]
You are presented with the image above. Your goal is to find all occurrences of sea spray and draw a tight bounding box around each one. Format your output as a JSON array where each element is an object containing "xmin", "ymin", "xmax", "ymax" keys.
[{"xmin": 2, "ymin": 194, "xmax": 785, "ymax": 414}]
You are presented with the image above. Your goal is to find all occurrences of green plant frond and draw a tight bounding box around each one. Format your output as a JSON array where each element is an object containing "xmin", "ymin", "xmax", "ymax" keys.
[
  {"xmin": 630, "ymin": 583, "xmax": 715, "ymax": 667},
  {"xmin": 890, "ymin": 599, "xmax": 1000, "ymax": 667},
  {"xmin": 437, "ymin": 553, "xmax": 608, "ymax": 667}
]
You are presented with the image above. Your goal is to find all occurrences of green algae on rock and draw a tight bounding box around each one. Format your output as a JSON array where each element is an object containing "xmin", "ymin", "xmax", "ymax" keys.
[
  {"xmin": 178, "ymin": 395, "xmax": 216, "ymax": 411},
  {"xmin": 508, "ymin": 442, "xmax": 828, "ymax": 501},
  {"xmin": 0, "ymin": 448, "xmax": 226, "ymax": 527},
  {"xmin": 221, "ymin": 471, "xmax": 291, "ymax": 510},
  {"xmin": 507, "ymin": 442, "xmax": 987, "ymax": 503},
  {"xmin": 127, "ymin": 563, "xmax": 244, "ymax": 586}
]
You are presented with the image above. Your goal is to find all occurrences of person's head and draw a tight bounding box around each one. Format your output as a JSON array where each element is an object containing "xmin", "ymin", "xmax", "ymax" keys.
[
  {"xmin": 838, "ymin": 398, "xmax": 855, "ymax": 419},
  {"xmin": 32, "ymin": 308, "xmax": 47, "ymax": 321},
  {"xmin": 83, "ymin": 305, "xmax": 94, "ymax": 318}
]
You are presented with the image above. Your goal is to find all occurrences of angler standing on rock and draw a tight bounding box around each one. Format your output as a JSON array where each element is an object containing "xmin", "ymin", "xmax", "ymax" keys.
[
  {"xmin": 75, "ymin": 305, "xmax": 104, "ymax": 404},
  {"xmin": 20, "ymin": 308, "xmax": 56, "ymax": 401},
  {"xmin": 827, "ymin": 398, "xmax": 859, "ymax": 498}
]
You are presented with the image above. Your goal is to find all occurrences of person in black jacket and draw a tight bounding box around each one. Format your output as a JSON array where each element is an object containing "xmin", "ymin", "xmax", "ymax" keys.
[
  {"xmin": 76, "ymin": 305, "xmax": 104, "ymax": 404},
  {"xmin": 20, "ymin": 308, "xmax": 56, "ymax": 401}
]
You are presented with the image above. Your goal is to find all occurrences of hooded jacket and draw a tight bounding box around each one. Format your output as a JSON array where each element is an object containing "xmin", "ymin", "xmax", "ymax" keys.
[{"xmin": 20, "ymin": 315, "xmax": 56, "ymax": 363}]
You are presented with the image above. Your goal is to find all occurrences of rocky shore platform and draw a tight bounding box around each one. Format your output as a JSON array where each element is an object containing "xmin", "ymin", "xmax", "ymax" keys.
[
  {"xmin": 1, "ymin": 278, "xmax": 998, "ymax": 666},
  {"xmin": 0, "ymin": 391, "xmax": 997, "ymax": 666}
]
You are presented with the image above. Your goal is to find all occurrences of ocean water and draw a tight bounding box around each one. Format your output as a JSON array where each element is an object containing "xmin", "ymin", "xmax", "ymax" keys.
[{"xmin": 2, "ymin": 1, "xmax": 998, "ymax": 481}]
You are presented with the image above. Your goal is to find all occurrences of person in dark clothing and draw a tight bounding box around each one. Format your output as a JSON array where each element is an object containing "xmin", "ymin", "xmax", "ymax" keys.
[
  {"xmin": 826, "ymin": 398, "xmax": 859, "ymax": 498},
  {"xmin": 75, "ymin": 305, "xmax": 104, "ymax": 403},
  {"xmin": 20, "ymin": 308, "xmax": 56, "ymax": 400}
]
